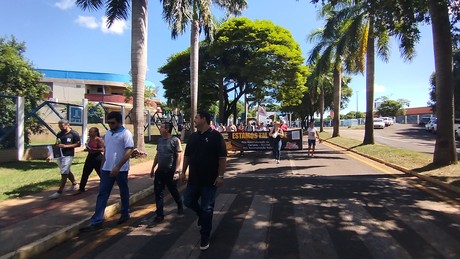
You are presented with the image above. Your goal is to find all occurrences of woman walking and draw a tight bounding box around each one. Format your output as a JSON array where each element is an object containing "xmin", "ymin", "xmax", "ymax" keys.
[
  {"xmin": 269, "ymin": 121, "xmax": 284, "ymax": 164},
  {"xmin": 79, "ymin": 127, "xmax": 104, "ymax": 193}
]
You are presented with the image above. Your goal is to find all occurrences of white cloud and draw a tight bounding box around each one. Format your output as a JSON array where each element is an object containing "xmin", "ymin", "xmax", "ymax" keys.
[
  {"xmin": 55, "ymin": 0, "xmax": 74, "ymax": 10},
  {"xmin": 75, "ymin": 16, "xmax": 99, "ymax": 29},
  {"xmin": 100, "ymin": 17, "xmax": 128, "ymax": 35},
  {"xmin": 374, "ymin": 84, "xmax": 386, "ymax": 93}
]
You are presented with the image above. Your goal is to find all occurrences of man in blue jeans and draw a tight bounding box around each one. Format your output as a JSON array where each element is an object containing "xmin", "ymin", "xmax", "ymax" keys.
[
  {"xmin": 182, "ymin": 111, "xmax": 227, "ymax": 251},
  {"xmin": 81, "ymin": 111, "xmax": 134, "ymax": 231}
]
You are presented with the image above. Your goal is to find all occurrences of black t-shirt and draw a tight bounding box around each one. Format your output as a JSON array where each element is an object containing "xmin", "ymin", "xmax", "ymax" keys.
[
  {"xmin": 185, "ymin": 128, "xmax": 227, "ymax": 186},
  {"xmin": 56, "ymin": 129, "xmax": 81, "ymax": 157}
]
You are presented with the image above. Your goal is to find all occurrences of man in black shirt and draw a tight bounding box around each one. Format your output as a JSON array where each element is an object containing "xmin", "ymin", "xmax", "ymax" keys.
[
  {"xmin": 182, "ymin": 111, "xmax": 227, "ymax": 251},
  {"xmin": 48, "ymin": 119, "xmax": 81, "ymax": 199}
]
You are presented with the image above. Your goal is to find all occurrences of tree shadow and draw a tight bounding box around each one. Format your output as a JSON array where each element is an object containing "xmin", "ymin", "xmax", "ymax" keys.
[
  {"xmin": 0, "ymin": 160, "xmax": 56, "ymax": 170},
  {"xmin": 3, "ymin": 179, "xmax": 59, "ymax": 198}
]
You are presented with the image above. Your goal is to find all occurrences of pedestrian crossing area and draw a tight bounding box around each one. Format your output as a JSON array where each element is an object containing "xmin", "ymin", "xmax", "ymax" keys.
[{"xmin": 62, "ymin": 190, "xmax": 460, "ymax": 259}]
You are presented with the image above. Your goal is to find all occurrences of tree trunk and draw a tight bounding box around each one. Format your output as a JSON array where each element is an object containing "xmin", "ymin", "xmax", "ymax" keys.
[
  {"xmin": 363, "ymin": 19, "xmax": 375, "ymax": 145},
  {"xmin": 131, "ymin": 0, "xmax": 148, "ymax": 151},
  {"xmin": 320, "ymin": 84, "xmax": 325, "ymax": 132},
  {"xmin": 190, "ymin": 19, "xmax": 200, "ymax": 132},
  {"xmin": 429, "ymin": 0, "xmax": 457, "ymax": 165},
  {"xmin": 332, "ymin": 67, "xmax": 341, "ymax": 137},
  {"xmin": 218, "ymin": 76, "xmax": 225, "ymax": 123}
]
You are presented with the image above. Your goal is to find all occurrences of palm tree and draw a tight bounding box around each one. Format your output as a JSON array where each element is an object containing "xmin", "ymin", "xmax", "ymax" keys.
[
  {"xmin": 76, "ymin": 0, "xmax": 148, "ymax": 151},
  {"xmin": 160, "ymin": 0, "xmax": 247, "ymax": 131},
  {"xmin": 429, "ymin": 0, "xmax": 457, "ymax": 165}
]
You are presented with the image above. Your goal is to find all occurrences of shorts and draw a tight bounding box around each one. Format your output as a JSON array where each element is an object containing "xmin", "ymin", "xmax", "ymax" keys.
[
  {"xmin": 308, "ymin": 139, "xmax": 316, "ymax": 146},
  {"xmin": 57, "ymin": 156, "xmax": 74, "ymax": 174}
]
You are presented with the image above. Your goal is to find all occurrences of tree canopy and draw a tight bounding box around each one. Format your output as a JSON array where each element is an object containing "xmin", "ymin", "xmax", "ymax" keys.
[{"xmin": 0, "ymin": 36, "xmax": 49, "ymax": 147}]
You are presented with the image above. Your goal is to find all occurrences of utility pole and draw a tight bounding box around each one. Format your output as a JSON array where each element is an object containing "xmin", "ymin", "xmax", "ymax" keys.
[{"xmin": 356, "ymin": 90, "xmax": 359, "ymax": 119}]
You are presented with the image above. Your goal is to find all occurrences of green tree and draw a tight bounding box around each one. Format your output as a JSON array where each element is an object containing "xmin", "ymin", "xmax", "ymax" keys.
[
  {"xmin": 377, "ymin": 100, "xmax": 403, "ymax": 116},
  {"xmin": 76, "ymin": 0, "xmax": 148, "ymax": 151},
  {"xmin": 0, "ymin": 36, "xmax": 49, "ymax": 148},
  {"xmin": 160, "ymin": 0, "xmax": 247, "ymax": 131},
  {"xmin": 123, "ymin": 84, "xmax": 158, "ymax": 105}
]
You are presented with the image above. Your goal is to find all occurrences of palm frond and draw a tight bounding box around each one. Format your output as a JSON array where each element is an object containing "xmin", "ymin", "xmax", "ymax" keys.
[
  {"xmin": 105, "ymin": 0, "xmax": 130, "ymax": 27},
  {"xmin": 75, "ymin": 0, "xmax": 104, "ymax": 11}
]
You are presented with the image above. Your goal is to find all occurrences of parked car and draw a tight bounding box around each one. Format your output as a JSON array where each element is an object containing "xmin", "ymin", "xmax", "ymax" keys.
[
  {"xmin": 373, "ymin": 118, "xmax": 385, "ymax": 129},
  {"xmin": 425, "ymin": 117, "xmax": 437, "ymax": 133},
  {"xmin": 419, "ymin": 117, "xmax": 431, "ymax": 126},
  {"xmin": 381, "ymin": 117, "xmax": 394, "ymax": 126}
]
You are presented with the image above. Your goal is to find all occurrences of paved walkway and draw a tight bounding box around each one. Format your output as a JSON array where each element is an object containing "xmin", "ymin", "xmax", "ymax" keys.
[{"xmin": 0, "ymin": 160, "xmax": 154, "ymax": 258}]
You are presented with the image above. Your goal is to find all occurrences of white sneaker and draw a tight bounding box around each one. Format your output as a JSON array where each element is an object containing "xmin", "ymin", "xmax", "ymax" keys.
[
  {"xmin": 49, "ymin": 192, "xmax": 62, "ymax": 200},
  {"xmin": 65, "ymin": 184, "xmax": 79, "ymax": 192}
]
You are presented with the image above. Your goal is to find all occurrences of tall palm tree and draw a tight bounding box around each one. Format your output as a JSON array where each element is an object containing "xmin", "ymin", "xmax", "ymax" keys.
[
  {"xmin": 429, "ymin": 0, "xmax": 457, "ymax": 165},
  {"xmin": 314, "ymin": 1, "xmax": 416, "ymax": 144},
  {"xmin": 76, "ymin": 0, "xmax": 148, "ymax": 151},
  {"xmin": 160, "ymin": 0, "xmax": 247, "ymax": 131}
]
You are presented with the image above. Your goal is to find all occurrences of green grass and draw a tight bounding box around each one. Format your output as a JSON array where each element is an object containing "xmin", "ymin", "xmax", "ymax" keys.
[
  {"xmin": 0, "ymin": 143, "xmax": 157, "ymax": 201},
  {"xmin": 319, "ymin": 131, "xmax": 460, "ymax": 187}
]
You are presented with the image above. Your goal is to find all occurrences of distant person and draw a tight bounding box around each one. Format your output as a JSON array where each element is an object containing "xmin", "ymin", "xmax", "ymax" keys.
[
  {"xmin": 182, "ymin": 111, "xmax": 227, "ymax": 251},
  {"xmin": 47, "ymin": 119, "xmax": 81, "ymax": 199},
  {"xmin": 217, "ymin": 123, "xmax": 226, "ymax": 133},
  {"xmin": 269, "ymin": 121, "xmax": 284, "ymax": 164},
  {"xmin": 307, "ymin": 121, "xmax": 321, "ymax": 157},
  {"xmin": 79, "ymin": 127, "xmax": 104, "ymax": 193},
  {"xmin": 150, "ymin": 122, "xmax": 184, "ymax": 223},
  {"xmin": 256, "ymin": 122, "xmax": 267, "ymax": 132},
  {"xmin": 81, "ymin": 111, "xmax": 134, "ymax": 231},
  {"xmin": 237, "ymin": 122, "xmax": 245, "ymax": 132},
  {"xmin": 227, "ymin": 122, "xmax": 237, "ymax": 132}
]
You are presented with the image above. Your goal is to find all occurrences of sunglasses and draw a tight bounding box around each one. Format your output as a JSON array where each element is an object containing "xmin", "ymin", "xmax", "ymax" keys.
[{"xmin": 107, "ymin": 121, "xmax": 117, "ymax": 125}]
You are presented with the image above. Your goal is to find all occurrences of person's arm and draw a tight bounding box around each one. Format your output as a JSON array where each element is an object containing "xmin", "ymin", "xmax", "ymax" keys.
[
  {"xmin": 316, "ymin": 130, "xmax": 322, "ymax": 143},
  {"xmin": 173, "ymin": 139, "xmax": 183, "ymax": 180},
  {"xmin": 150, "ymin": 153, "xmax": 158, "ymax": 178},
  {"xmin": 95, "ymin": 137, "xmax": 104, "ymax": 152},
  {"xmin": 110, "ymin": 148, "xmax": 134, "ymax": 177},
  {"xmin": 213, "ymin": 157, "xmax": 227, "ymax": 187}
]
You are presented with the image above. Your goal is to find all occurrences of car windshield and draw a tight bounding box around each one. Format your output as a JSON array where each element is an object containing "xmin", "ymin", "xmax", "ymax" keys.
[{"xmin": 374, "ymin": 119, "xmax": 383, "ymax": 122}]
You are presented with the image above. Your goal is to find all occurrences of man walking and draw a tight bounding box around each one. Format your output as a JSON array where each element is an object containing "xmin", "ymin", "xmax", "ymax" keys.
[
  {"xmin": 48, "ymin": 119, "xmax": 81, "ymax": 199},
  {"xmin": 150, "ymin": 122, "xmax": 184, "ymax": 223},
  {"xmin": 307, "ymin": 121, "xmax": 321, "ymax": 157},
  {"xmin": 182, "ymin": 111, "xmax": 227, "ymax": 251},
  {"xmin": 82, "ymin": 111, "xmax": 134, "ymax": 231}
]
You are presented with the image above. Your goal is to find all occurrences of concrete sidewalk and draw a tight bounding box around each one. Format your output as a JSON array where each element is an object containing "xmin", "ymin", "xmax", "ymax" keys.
[{"xmin": 0, "ymin": 160, "xmax": 155, "ymax": 259}]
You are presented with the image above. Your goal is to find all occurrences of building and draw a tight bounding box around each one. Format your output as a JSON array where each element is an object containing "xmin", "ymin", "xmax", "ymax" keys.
[{"xmin": 37, "ymin": 68, "xmax": 161, "ymax": 115}]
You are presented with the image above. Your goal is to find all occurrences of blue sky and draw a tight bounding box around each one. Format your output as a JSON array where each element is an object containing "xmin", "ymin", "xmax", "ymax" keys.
[{"xmin": 0, "ymin": 0, "xmax": 435, "ymax": 114}]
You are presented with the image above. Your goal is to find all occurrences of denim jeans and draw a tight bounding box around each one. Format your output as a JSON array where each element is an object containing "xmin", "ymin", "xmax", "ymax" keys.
[
  {"xmin": 154, "ymin": 170, "xmax": 182, "ymax": 216},
  {"xmin": 183, "ymin": 184, "xmax": 217, "ymax": 237},
  {"xmin": 272, "ymin": 138, "xmax": 282, "ymax": 160},
  {"xmin": 91, "ymin": 170, "xmax": 129, "ymax": 225}
]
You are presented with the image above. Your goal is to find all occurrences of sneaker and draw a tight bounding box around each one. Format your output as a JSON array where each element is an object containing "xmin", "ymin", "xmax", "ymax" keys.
[
  {"xmin": 65, "ymin": 183, "xmax": 79, "ymax": 192},
  {"xmin": 200, "ymin": 236, "xmax": 210, "ymax": 251},
  {"xmin": 117, "ymin": 215, "xmax": 130, "ymax": 225},
  {"xmin": 276, "ymin": 160, "xmax": 280, "ymax": 164},
  {"xmin": 49, "ymin": 192, "xmax": 62, "ymax": 200},
  {"xmin": 154, "ymin": 215, "xmax": 164, "ymax": 223},
  {"xmin": 177, "ymin": 203, "xmax": 184, "ymax": 215},
  {"xmin": 80, "ymin": 223, "xmax": 103, "ymax": 232}
]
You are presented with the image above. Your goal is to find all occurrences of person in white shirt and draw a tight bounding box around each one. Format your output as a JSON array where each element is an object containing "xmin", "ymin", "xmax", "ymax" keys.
[
  {"xmin": 81, "ymin": 111, "xmax": 134, "ymax": 231},
  {"xmin": 307, "ymin": 121, "xmax": 321, "ymax": 157}
]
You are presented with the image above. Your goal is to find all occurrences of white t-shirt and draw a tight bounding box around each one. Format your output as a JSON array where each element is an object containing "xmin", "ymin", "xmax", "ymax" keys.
[
  {"xmin": 307, "ymin": 127, "xmax": 318, "ymax": 140},
  {"xmin": 102, "ymin": 127, "xmax": 134, "ymax": 172}
]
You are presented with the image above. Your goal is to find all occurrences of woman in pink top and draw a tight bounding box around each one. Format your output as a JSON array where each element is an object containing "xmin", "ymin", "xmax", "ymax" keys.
[{"xmin": 79, "ymin": 127, "xmax": 104, "ymax": 192}]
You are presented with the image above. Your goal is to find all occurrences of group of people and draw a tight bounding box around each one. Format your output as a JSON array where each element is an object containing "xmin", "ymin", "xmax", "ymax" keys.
[
  {"xmin": 47, "ymin": 111, "xmax": 321, "ymax": 251},
  {"xmin": 47, "ymin": 111, "xmax": 226, "ymax": 251}
]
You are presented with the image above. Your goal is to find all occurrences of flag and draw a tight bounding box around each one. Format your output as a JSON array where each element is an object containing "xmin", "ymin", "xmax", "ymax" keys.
[{"xmin": 258, "ymin": 106, "xmax": 267, "ymax": 117}]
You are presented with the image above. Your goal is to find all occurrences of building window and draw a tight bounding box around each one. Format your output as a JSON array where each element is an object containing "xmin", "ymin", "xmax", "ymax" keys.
[{"xmin": 97, "ymin": 87, "xmax": 103, "ymax": 93}]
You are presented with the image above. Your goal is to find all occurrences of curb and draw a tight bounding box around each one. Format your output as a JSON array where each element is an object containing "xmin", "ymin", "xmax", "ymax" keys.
[
  {"xmin": 324, "ymin": 140, "xmax": 460, "ymax": 195},
  {"xmin": 1, "ymin": 186, "xmax": 154, "ymax": 259}
]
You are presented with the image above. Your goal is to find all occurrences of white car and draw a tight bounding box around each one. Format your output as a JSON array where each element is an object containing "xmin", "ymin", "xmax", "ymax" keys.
[
  {"xmin": 425, "ymin": 118, "xmax": 437, "ymax": 133},
  {"xmin": 455, "ymin": 118, "xmax": 460, "ymax": 140},
  {"xmin": 381, "ymin": 117, "xmax": 394, "ymax": 126},
  {"xmin": 373, "ymin": 118, "xmax": 385, "ymax": 129}
]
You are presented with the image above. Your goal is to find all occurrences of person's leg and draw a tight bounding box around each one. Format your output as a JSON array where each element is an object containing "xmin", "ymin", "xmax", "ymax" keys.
[
  {"xmin": 58, "ymin": 174, "xmax": 68, "ymax": 193},
  {"xmin": 154, "ymin": 171, "xmax": 166, "ymax": 216},
  {"xmin": 115, "ymin": 171, "xmax": 130, "ymax": 219},
  {"xmin": 91, "ymin": 170, "xmax": 115, "ymax": 225},
  {"xmin": 183, "ymin": 184, "xmax": 200, "ymax": 216},
  {"xmin": 79, "ymin": 158, "xmax": 92, "ymax": 191},
  {"xmin": 276, "ymin": 139, "xmax": 282, "ymax": 161},
  {"xmin": 164, "ymin": 171, "xmax": 183, "ymax": 212},
  {"xmin": 311, "ymin": 142, "xmax": 316, "ymax": 156},
  {"xmin": 199, "ymin": 185, "xmax": 217, "ymax": 238}
]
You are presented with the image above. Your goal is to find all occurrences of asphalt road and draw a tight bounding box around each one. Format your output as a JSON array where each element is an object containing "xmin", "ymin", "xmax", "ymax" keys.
[
  {"xmin": 39, "ymin": 140, "xmax": 460, "ymax": 259},
  {"xmin": 338, "ymin": 123, "xmax": 460, "ymax": 156}
]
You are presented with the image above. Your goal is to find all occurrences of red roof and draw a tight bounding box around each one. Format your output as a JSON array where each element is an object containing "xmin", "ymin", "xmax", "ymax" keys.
[{"xmin": 404, "ymin": 106, "xmax": 433, "ymax": 115}]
